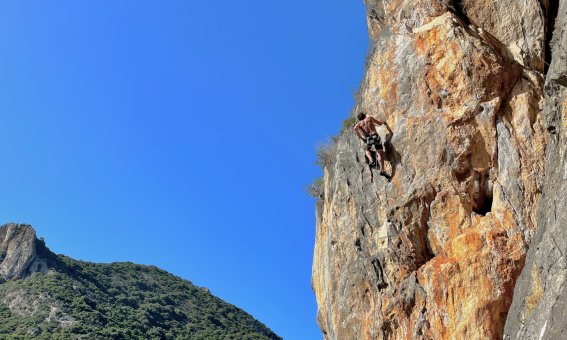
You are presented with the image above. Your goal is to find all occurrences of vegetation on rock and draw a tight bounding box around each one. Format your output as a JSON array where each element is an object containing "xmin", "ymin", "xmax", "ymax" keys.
[{"xmin": 0, "ymin": 256, "xmax": 280, "ymax": 340}]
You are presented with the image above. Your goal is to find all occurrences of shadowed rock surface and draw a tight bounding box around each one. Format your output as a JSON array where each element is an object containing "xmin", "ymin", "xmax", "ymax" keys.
[
  {"xmin": 504, "ymin": 0, "xmax": 567, "ymax": 339},
  {"xmin": 312, "ymin": 0, "xmax": 565, "ymax": 339}
]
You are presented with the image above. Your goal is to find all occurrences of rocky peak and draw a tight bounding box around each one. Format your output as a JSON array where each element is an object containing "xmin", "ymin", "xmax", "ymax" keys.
[{"xmin": 0, "ymin": 223, "xmax": 53, "ymax": 280}]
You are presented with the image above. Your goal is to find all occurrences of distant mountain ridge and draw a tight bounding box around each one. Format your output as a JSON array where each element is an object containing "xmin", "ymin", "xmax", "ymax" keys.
[{"xmin": 0, "ymin": 223, "xmax": 280, "ymax": 339}]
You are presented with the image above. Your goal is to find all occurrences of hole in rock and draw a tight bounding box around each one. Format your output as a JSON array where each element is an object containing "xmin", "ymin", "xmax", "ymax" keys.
[
  {"xmin": 454, "ymin": 168, "xmax": 470, "ymax": 182},
  {"xmin": 474, "ymin": 195, "xmax": 493, "ymax": 216},
  {"xmin": 355, "ymin": 238, "xmax": 362, "ymax": 251}
]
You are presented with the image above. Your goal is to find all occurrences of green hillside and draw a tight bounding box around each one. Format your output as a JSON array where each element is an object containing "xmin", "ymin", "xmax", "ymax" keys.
[{"xmin": 0, "ymin": 252, "xmax": 280, "ymax": 340}]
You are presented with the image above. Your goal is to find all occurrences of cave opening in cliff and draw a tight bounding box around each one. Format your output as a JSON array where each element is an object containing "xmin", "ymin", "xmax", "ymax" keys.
[
  {"xmin": 474, "ymin": 195, "xmax": 493, "ymax": 216},
  {"xmin": 545, "ymin": 0, "xmax": 560, "ymax": 75}
]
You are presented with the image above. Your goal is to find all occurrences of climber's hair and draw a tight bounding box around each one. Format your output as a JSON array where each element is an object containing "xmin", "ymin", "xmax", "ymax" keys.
[{"xmin": 357, "ymin": 112, "xmax": 366, "ymax": 121}]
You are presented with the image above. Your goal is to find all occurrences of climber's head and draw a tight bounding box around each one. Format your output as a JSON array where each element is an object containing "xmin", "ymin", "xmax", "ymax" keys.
[{"xmin": 357, "ymin": 112, "xmax": 366, "ymax": 121}]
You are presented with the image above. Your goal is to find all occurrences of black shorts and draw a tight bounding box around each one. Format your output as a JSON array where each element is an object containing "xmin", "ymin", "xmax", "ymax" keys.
[{"xmin": 365, "ymin": 134, "xmax": 383, "ymax": 151}]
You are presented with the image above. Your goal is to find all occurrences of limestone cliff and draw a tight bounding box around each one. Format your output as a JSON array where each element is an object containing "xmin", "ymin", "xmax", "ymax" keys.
[
  {"xmin": 312, "ymin": 1, "xmax": 564, "ymax": 338},
  {"xmin": 504, "ymin": 1, "xmax": 567, "ymax": 339},
  {"xmin": 0, "ymin": 223, "xmax": 56, "ymax": 280}
]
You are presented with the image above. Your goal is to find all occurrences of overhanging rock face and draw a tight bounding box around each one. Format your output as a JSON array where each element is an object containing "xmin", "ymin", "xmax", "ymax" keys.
[{"xmin": 311, "ymin": 0, "xmax": 563, "ymax": 338}]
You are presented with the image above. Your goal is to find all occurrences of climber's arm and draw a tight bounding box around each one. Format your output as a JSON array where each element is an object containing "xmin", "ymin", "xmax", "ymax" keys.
[
  {"xmin": 353, "ymin": 123, "xmax": 366, "ymax": 142},
  {"xmin": 370, "ymin": 116, "xmax": 393, "ymax": 135},
  {"xmin": 384, "ymin": 122, "xmax": 393, "ymax": 134},
  {"xmin": 369, "ymin": 116, "xmax": 384, "ymax": 127}
]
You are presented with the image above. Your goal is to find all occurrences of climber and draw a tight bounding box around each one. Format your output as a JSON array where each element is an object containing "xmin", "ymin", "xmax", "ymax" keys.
[{"xmin": 353, "ymin": 112, "xmax": 392, "ymax": 175}]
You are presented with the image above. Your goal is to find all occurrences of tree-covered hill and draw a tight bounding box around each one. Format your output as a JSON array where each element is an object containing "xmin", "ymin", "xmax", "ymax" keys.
[{"xmin": 0, "ymin": 224, "xmax": 280, "ymax": 339}]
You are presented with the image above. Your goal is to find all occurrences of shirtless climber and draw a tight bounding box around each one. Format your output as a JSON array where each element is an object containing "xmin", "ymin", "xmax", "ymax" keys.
[{"xmin": 353, "ymin": 112, "xmax": 393, "ymax": 175}]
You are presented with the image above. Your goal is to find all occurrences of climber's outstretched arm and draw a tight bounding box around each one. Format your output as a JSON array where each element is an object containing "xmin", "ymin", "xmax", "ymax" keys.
[
  {"xmin": 368, "ymin": 116, "xmax": 384, "ymax": 127},
  {"xmin": 369, "ymin": 116, "xmax": 393, "ymax": 135},
  {"xmin": 384, "ymin": 122, "xmax": 393, "ymax": 135}
]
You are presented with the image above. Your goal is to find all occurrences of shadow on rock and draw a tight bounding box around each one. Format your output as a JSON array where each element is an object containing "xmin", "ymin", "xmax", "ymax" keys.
[{"xmin": 385, "ymin": 142, "xmax": 401, "ymax": 179}]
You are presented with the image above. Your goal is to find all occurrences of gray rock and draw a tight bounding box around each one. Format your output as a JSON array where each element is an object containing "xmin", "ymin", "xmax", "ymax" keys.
[
  {"xmin": 504, "ymin": 1, "xmax": 567, "ymax": 338},
  {"xmin": 0, "ymin": 223, "xmax": 54, "ymax": 279}
]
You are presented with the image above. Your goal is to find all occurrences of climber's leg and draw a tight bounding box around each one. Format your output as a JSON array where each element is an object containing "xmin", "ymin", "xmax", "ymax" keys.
[{"xmin": 376, "ymin": 149, "xmax": 385, "ymax": 173}]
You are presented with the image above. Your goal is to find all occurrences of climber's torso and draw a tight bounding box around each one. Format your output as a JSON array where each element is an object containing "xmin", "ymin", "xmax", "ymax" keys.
[{"xmin": 357, "ymin": 117, "xmax": 381, "ymax": 136}]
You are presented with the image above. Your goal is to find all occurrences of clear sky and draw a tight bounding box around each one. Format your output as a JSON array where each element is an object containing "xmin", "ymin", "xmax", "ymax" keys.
[{"xmin": 0, "ymin": 1, "xmax": 367, "ymax": 339}]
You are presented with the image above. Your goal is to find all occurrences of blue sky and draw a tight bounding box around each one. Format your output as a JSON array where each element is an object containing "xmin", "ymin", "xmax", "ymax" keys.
[{"xmin": 0, "ymin": 1, "xmax": 367, "ymax": 338}]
